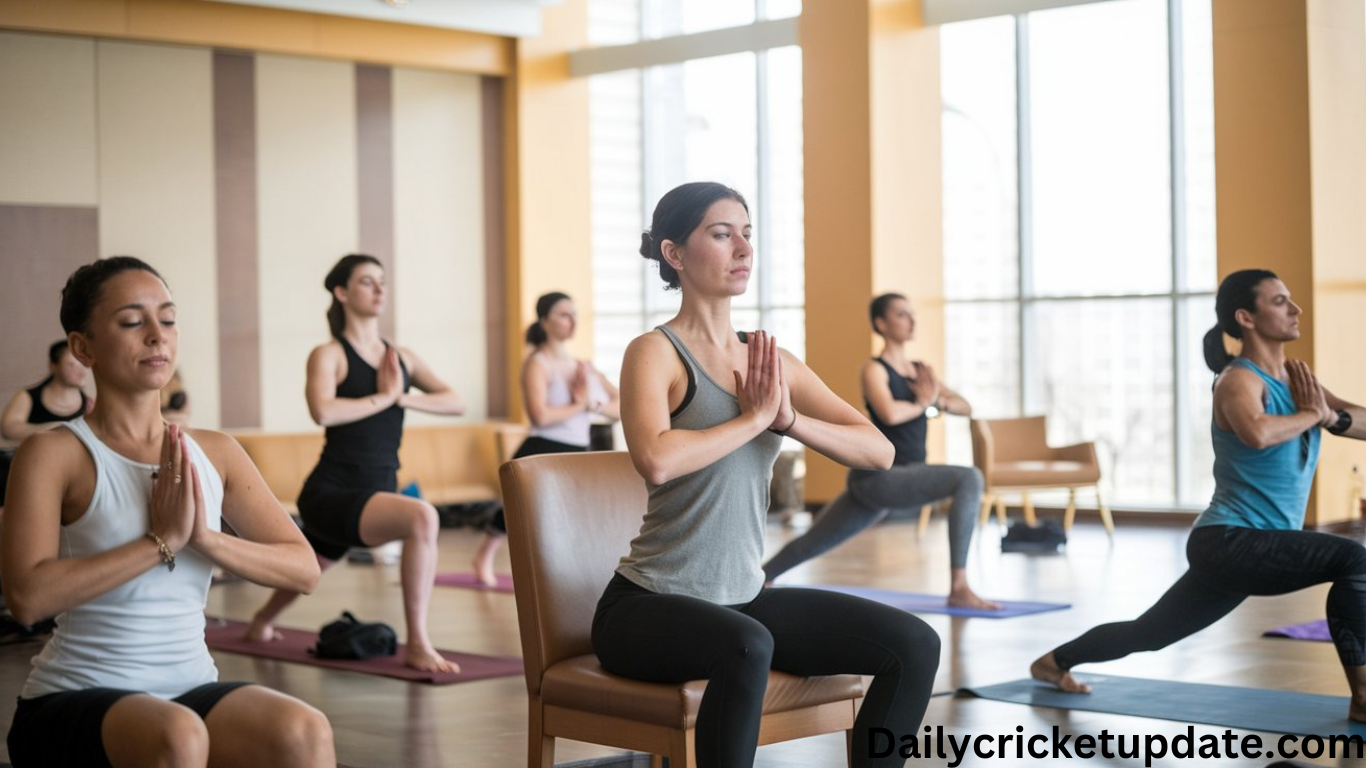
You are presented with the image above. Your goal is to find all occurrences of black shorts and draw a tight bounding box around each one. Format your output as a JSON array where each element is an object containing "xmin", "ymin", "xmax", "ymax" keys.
[
  {"xmin": 8, "ymin": 681, "xmax": 252, "ymax": 768},
  {"xmin": 297, "ymin": 458, "xmax": 397, "ymax": 561}
]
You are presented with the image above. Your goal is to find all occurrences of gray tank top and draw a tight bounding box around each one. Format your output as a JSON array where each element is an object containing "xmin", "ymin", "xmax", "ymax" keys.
[{"xmin": 615, "ymin": 326, "xmax": 782, "ymax": 604}]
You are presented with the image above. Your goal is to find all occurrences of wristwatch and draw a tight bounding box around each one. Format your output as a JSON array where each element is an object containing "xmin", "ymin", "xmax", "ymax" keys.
[{"xmin": 924, "ymin": 399, "xmax": 942, "ymax": 419}]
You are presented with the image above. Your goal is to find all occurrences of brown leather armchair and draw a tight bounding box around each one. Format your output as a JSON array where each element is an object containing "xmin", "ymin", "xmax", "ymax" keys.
[
  {"xmin": 969, "ymin": 416, "xmax": 1114, "ymax": 535},
  {"xmin": 499, "ymin": 452, "xmax": 865, "ymax": 768}
]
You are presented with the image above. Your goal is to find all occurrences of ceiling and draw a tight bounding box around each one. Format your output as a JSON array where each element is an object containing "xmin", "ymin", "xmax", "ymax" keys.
[{"xmin": 206, "ymin": 0, "xmax": 564, "ymax": 38}]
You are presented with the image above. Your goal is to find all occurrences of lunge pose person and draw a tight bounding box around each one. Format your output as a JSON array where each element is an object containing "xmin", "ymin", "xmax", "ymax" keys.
[
  {"xmin": 4, "ymin": 257, "xmax": 333, "ymax": 767},
  {"xmin": 592, "ymin": 182, "xmax": 941, "ymax": 767},
  {"xmin": 1031, "ymin": 270, "xmax": 1366, "ymax": 720},
  {"xmin": 245, "ymin": 254, "xmax": 466, "ymax": 673},
  {"xmin": 471, "ymin": 291, "xmax": 619, "ymax": 586},
  {"xmin": 762, "ymin": 293, "xmax": 999, "ymax": 609}
]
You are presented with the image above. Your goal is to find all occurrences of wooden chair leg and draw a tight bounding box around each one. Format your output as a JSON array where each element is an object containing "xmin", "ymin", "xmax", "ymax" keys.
[
  {"xmin": 846, "ymin": 727, "xmax": 855, "ymax": 767},
  {"xmin": 979, "ymin": 494, "xmax": 994, "ymax": 528},
  {"xmin": 994, "ymin": 495, "xmax": 1008, "ymax": 527},
  {"xmin": 527, "ymin": 702, "xmax": 554, "ymax": 768},
  {"xmin": 1022, "ymin": 492, "xmax": 1037, "ymax": 526},
  {"xmin": 917, "ymin": 504, "xmax": 933, "ymax": 538},
  {"xmin": 1062, "ymin": 488, "xmax": 1077, "ymax": 533},
  {"xmin": 650, "ymin": 755, "xmax": 665, "ymax": 768},
  {"xmin": 1096, "ymin": 485, "xmax": 1115, "ymax": 536},
  {"xmin": 670, "ymin": 727, "xmax": 696, "ymax": 768}
]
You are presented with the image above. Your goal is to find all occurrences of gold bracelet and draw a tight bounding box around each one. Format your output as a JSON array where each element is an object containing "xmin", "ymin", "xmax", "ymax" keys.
[{"xmin": 146, "ymin": 531, "xmax": 176, "ymax": 572}]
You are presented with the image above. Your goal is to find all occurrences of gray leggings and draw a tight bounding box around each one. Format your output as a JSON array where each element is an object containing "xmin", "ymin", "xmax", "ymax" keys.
[{"xmin": 763, "ymin": 463, "xmax": 985, "ymax": 581}]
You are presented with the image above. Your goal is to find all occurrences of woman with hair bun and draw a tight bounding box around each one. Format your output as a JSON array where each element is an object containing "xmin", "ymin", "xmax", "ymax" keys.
[
  {"xmin": 3, "ymin": 257, "xmax": 333, "ymax": 767},
  {"xmin": 592, "ymin": 181, "xmax": 940, "ymax": 767},
  {"xmin": 471, "ymin": 291, "xmax": 619, "ymax": 586},
  {"xmin": 1032, "ymin": 270, "xmax": 1366, "ymax": 720},
  {"xmin": 244, "ymin": 254, "xmax": 467, "ymax": 673}
]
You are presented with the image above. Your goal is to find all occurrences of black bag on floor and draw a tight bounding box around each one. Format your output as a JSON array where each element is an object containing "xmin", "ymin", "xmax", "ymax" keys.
[
  {"xmin": 312, "ymin": 611, "xmax": 397, "ymax": 660},
  {"xmin": 1001, "ymin": 520, "xmax": 1068, "ymax": 553}
]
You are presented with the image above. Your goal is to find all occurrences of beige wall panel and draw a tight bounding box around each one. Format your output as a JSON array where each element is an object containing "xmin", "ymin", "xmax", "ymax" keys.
[
  {"xmin": 256, "ymin": 54, "xmax": 359, "ymax": 432},
  {"xmin": 0, "ymin": 32, "xmax": 97, "ymax": 205},
  {"xmin": 96, "ymin": 41, "xmax": 219, "ymax": 429},
  {"xmin": 1308, "ymin": 0, "xmax": 1366, "ymax": 524},
  {"xmin": 392, "ymin": 68, "xmax": 487, "ymax": 424}
]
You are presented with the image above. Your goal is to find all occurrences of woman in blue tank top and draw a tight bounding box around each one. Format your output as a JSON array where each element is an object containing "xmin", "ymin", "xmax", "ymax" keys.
[
  {"xmin": 3, "ymin": 257, "xmax": 332, "ymax": 767},
  {"xmin": 243, "ymin": 254, "xmax": 468, "ymax": 674},
  {"xmin": 592, "ymin": 182, "xmax": 941, "ymax": 767},
  {"xmin": 1031, "ymin": 270, "xmax": 1366, "ymax": 720},
  {"xmin": 762, "ymin": 292, "xmax": 999, "ymax": 610}
]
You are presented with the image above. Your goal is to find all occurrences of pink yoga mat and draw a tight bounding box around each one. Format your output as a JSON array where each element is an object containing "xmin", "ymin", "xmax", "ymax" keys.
[
  {"xmin": 204, "ymin": 618, "xmax": 523, "ymax": 684},
  {"xmin": 433, "ymin": 572, "xmax": 514, "ymax": 593}
]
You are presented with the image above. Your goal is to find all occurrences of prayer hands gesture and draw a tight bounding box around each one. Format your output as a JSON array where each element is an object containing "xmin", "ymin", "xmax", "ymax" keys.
[
  {"xmin": 377, "ymin": 346, "xmax": 404, "ymax": 404},
  {"xmin": 150, "ymin": 423, "xmax": 203, "ymax": 552},
  {"xmin": 911, "ymin": 362, "xmax": 941, "ymax": 409},
  {"xmin": 1288, "ymin": 360, "xmax": 1334, "ymax": 427},
  {"xmin": 734, "ymin": 330, "xmax": 791, "ymax": 432}
]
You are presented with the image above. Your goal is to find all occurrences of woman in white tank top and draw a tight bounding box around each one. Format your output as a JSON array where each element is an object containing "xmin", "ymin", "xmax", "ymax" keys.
[
  {"xmin": 472, "ymin": 291, "xmax": 620, "ymax": 586},
  {"xmin": 2, "ymin": 258, "xmax": 334, "ymax": 767}
]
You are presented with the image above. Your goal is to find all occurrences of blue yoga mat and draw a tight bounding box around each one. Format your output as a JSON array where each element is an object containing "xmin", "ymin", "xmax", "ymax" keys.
[
  {"xmin": 966, "ymin": 675, "xmax": 1366, "ymax": 738},
  {"xmin": 801, "ymin": 585, "xmax": 1069, "ymax": 618}
]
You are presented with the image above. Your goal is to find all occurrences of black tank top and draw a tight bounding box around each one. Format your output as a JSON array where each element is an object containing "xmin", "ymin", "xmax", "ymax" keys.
[
  {"xmin": 26, "ymin": 383, "xmax": 87, "ymax": 424},
  {"xmin": 864, "ymin": 358, "xmax": 927, "ymax": 466},
  {"xmin": 320, "ymin": 337, "xmax": 411, "ymax": 469}
]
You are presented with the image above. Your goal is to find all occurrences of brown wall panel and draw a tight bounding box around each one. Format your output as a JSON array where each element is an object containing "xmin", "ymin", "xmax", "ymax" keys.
[
  {"xmin": 482, "ymin": 76, "xmax": 508, "ymax": 418},
  {"xmin": 356, "ymin": 63, "xmax": 396, "ymax": 341}
]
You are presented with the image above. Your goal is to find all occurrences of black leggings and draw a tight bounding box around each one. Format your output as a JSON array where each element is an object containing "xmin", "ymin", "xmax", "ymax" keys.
[
  {"xmin": 592, "ymin": 574, "xmax": 940, "ymax": 768},
  {"xmin": 1054, "ymin": 525, "xmax": 1366, "ymax": 670}
]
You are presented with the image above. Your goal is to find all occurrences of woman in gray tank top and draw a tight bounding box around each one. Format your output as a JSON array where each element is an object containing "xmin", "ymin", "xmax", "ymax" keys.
[
  {"xmin": 3, "ymin": 258, "xmax": 333, "ymax": 767},
  {"xmin": 592, "ymin": 182, "xmax": 941, "ymax": 767}
]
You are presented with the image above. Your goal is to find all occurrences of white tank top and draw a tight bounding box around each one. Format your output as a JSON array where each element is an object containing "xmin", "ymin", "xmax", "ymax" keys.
[
  {"xmin": 527, "ymin": 354, "xmax": 605, "ymax": 448},
  {"xmin": 22, "ymin": 417, "xmax": 222, "ymax": 699}
]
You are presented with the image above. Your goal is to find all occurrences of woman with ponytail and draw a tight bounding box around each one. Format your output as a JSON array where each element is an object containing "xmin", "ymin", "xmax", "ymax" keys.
[
  {"xmin": 245, "ymin": 254, "xmax": 468, "ymax": 673},
  {"xmin": 471, "ymin": 292, "xmax": 619, "ymax": 586},
  {"xmin": 1032, "ymin": 270, "xmax": 1366, "ymax": 720}
]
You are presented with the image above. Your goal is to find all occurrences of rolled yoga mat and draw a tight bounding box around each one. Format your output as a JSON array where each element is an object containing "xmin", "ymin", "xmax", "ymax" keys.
[
  {"xmin": 964, "ymin": 674, "xmax": 1366, "ymax": 738},
  {"xmin": 799, "ymin": 584, "xmax": 1070, "ymax": 618},
  {"xmin": 205, "ymin": 618, "xmax": 523, "ymax": 685}
]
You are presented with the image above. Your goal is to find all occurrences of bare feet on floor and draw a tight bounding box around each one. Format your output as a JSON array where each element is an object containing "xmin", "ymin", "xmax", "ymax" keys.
[
  {"xmin": 471, "ymin": 558, "xmax": 497, "ymax": 588},
  {"xmin": 1030, "ymin": 651, "xmax": 1091, "ymax": 693},
  {"xmin": 243, "ymin": 615, "xmax": 283, "ymax": 643},
  {"xmin": 948, "ymin": 588, "xmax": 1004, "ymax": 611},
  {"xmin": 406, "ymin": 645, "xmax": 459, "ymax": 674}
]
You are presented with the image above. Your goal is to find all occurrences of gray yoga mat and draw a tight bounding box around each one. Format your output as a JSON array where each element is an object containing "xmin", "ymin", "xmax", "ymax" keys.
[{"xmin": 964, "ymin": 675, "xmax": 1366, "ymax": 738}]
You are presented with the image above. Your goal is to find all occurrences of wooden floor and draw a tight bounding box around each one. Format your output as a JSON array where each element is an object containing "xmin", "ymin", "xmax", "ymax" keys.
[{"xmin": 0, "ymin": 511, "xmax": 1357, "ymax": 767}]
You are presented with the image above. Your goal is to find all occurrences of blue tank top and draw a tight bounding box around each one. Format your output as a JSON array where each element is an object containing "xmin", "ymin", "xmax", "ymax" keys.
[{"xmin": 1194, "ymin": 358, "xmax": 1320, "ymax": 531}]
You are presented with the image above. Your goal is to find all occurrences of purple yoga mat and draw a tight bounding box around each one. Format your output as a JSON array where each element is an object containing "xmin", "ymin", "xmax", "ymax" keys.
[
  {"xmin": 1263, "ymin": 618, "xmax": 1331, "ymax": 641},
  {"xmin": 433, "ymin": 572, "xmax": 514, "ymax": 593},
  {"xmin": 799, "ymin": 585, "xmax": 1070, "ymax": 618},
  {"xmin": 204, "ymin": 618, "xmax": 523, "ymax": 684}
]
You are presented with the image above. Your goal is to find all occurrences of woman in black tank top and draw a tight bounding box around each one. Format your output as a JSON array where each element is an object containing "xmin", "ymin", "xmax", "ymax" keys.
[
  {"xmin": 1, "ymin": 340, "xmax": 90, "ymax": 443},
  {"xmin": 763, "ymin": 293, "xmax": 1001, "ymax": 610},
  {"xmin": 243, "ymin": 254, "xmax": 469, "ymax": 674}
]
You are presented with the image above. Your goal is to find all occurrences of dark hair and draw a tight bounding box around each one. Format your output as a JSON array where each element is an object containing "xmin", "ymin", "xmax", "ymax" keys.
[
  {"xmin": 60, "ymin": 256, "xmax": 166, "ymax": 335},
  {"xmin": 48, "ymin": 340, "xmax": 70, "ymax": 365},
  {"xmin": 324, "ymin": 254, "xmax": 383, "ymax": 339},
  {"xmin": 1202, "ymin": 268, "xmax": 1280, "ymax": 373},
  {"xmin": 640, "ymin": 182, "xmax": 749, "ymax": 291},
  {"xmin": 525, "ymin": 291, "xmax": 572, "ymax": 347},
  {"xmin": 869, "ymin": 293, "xmax": 907, "ymax": 336}
]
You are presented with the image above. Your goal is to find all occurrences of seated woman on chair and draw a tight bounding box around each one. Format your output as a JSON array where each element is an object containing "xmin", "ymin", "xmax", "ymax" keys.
[
  {"xmin": 3, "ymin": 256, "xmax": 333, "ymax": 767},
  {"xmin": 592, "ymin": 182, "xmax": 941, "ymax": 767}
]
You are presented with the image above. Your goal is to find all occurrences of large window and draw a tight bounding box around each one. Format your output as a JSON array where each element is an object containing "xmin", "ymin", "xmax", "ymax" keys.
[
  {"xmin": 941, "ymin": 0, "xmax": 1217, "ymax": 509},
  {"xmin": 588, "ymin": 1, "xmax": 806, "ymax": 381}
]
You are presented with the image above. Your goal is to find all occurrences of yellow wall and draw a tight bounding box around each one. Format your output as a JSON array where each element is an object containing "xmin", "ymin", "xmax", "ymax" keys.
[
  {"xmin": 0, "ymin": 0, "xmax": 512, "ymax": 75},
  {"xmin": 802, "ymin": 0, "xmax": 944, "ymax": 501}
]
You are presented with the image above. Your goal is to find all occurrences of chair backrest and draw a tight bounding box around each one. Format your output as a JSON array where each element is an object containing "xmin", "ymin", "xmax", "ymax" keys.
[
  {"xmin": 500, "ymin": 451, "xmax": 648, "ymax": 696},
  {"xmin": 976, "ymin": 416, "xmax": 1049, "ymax": 463}
]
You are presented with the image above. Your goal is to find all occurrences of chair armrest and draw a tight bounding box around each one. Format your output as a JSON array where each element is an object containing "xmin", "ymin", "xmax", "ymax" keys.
[{"xmin": 1052, "ymin": 442, "xmax": 1097, "ymax": 465}]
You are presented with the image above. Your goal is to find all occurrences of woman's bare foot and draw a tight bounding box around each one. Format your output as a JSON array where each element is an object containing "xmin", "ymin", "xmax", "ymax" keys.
[
  {"xmin": 1030, "ymin": 652, "xmax": 1091, "ymax": 693},
  {"xmin": 1350, "ymin": 699, "xmax": 1366, "ymax": 723},
  {"xmin": 471, "ymin": 533, "xmax": 502, "ymax": 587},
  {"xmin": 406, "ymin": 645, "xmax": 459, "ymax": 674},
  {"xmin": 948, "ymin": 587, "xmax": 1004, "ymax": 611},
  {"xmin": 243, "ymin": 615, "xmax": 283, "ymax": 643}
]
